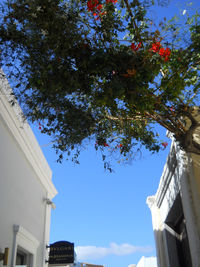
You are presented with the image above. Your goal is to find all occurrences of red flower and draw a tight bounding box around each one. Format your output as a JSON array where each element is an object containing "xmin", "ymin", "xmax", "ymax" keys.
[
  {"xmin": 164, "ymin": 47, "xmax": 171, "ymax": 61},
  {"xmin": 130, "ymin": 42, "xmax": 141, "ymax": 52},
  {"xmin": 87, "ymin": 0, "xmax": 99, "ymax": 11},
  {"xmin": 158, "ymin": 47, "xmax": 171, "ymax": 61},
  {"xmin": 161, "ymin": 142, "xmax": 168, "ymax": 148},
  {"xmin": 164, "ymin": 56, "xmax": 170, "ymax": 62},
  {"xmin": 165, "ymin": 47, "xmax": 171, "ymax": 55},
  {"xmin": 87, "ymin": 0, "xmax": 107, "ymax": 20},
  {"xmin": 97, "ymin": 4, "xmax": 103, "ymax": 11},
  {"xmin": 39, "ymin": 122, "xmax": 42, "ymax": 130},
  {"xmin": 150, "ymin": 42, "xmax": 161, "ymax": 53},
  {"xmin": 117, "ymin": 144, "xmax": 123, "ymax": 148},
  {"xmin": 131, "ymin": 43, "xmax": 137, "ymax": 51},
  {"xmin": 106, "ymin": 0, "xmax": 117, "ymax": 4},
  {"xmin": 100, "ymin": 11, "xmax": 107, "ymax": 16},
  {"xmin": 103, "ymin": 143, "xmax": 109, "ymax": 147},
  {"xmin": 158, "ymin": 47, "xmax": 165, "ymax": 57}
]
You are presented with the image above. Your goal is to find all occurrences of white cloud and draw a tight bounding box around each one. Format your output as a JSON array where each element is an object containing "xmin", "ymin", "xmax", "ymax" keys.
[{"xmin": 75, "ymin": 243, "xmax": 153, "ymax": 261}]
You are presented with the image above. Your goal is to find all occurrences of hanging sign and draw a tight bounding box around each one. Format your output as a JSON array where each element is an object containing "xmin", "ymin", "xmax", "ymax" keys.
[{"xmin": 48, "ymin": 241, "xmax": 74, "ymax": 264}]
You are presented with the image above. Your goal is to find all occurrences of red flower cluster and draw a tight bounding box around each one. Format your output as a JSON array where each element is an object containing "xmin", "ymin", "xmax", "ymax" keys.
[
  {"xmin": 161, "ymin": 142, "xmax": 168, "ymax": 148},
  {"xmin": 103, "ymin": 143, "xmax": 109, "ymax": 147},
  {"xmin": 106, "ymin": 0, "xmax": 117, "ymax": 3},
  {"xmin": 87, "ymin": 0, "xmax": 117, "ymax": 20},
  {"xmin": 130, "ymin": 42, "xmax": 141, "ymax": 52},
  {"xmin": 150, "ymin": 41, "xmax": 171, "ymax": 62},
  {"xmin": 87, "ymin": 0, "xmax": 104, "ymax": 19},
  {"xmin": 159, "ymin": 47, "xmax": 171, "ymax": 62},
  {"xmin": 87, "ymin": 0, "xmax": 99, "ymax": 11},
  {"xmin": 150, "ymin": 41, "xmax": 161, "ymax": 53}
]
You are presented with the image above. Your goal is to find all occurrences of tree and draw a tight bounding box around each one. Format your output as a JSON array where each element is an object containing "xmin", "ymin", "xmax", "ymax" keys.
[{"xmin": 0, "ymin": 0, "xmax": 199, "ymax": 170}]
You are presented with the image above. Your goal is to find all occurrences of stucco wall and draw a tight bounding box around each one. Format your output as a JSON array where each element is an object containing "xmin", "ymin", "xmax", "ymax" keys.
[
  {"xmin": 147, "ymin": 140, "xmax": 200, "ymax": 267},
  {"xmin": 136, "ymin": 256, "xmax": 157, "ymax": 267},
  {"xmin": 0, "ymin": 118, "xmax": 47, "ymax": 267},
  {"xmin": 0, "ymin": 71, "xmax": 57, "ymax": 267}
]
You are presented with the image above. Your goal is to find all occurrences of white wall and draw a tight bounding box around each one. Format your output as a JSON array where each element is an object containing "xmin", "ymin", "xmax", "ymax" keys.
[
  {"xmin": 0, "ymin": 72, "xmax": 57, "ymax": 267},
  {"xmin": 128, "ymin": 256, "xmax": 157, "ymax": 267},
  {"xmin": 147, "ymin": 140, "xmax": 200, "ymax": 267},
  {"xmin": 0, "ymin": 119, "xmax": 46, "ymax": 266},
  {"xmin": 136, "ymin": 256, "xmax": 157, "ymax": 267}
]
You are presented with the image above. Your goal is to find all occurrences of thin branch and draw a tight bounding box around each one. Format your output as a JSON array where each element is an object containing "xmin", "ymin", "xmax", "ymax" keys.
[
  {"xmin": 105, "ymin": 112, "xmax": 151, "ymax": 122},
  {"xmin": 160, "ymin": 69, "xmax": 165, "ymax": 77},
  {"xmin": 150, "ymin": 113, "xmax": 178, "ymax": 133},
  {"xmin": 123, "ymin": 0, "xmax": 143, "ymax": 45},
  {"xmin": 185, "ymin": 89, "xmax": 200, "ymax": 108}
]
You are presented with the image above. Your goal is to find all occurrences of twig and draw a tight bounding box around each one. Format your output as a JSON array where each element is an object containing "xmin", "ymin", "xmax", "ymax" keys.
[{"xmin": 123, "ymin": 0, "xmax": 143, "ymax": 46}]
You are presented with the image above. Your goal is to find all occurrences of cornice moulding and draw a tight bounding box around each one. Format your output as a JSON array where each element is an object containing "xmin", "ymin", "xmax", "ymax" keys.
[
  {"xmin": 0, "ymin": 73, "xmax": 57, "ymax": 199},
  {"xmin": 155, "ymin": 144, "xmax": 178, "ymax": 208}
]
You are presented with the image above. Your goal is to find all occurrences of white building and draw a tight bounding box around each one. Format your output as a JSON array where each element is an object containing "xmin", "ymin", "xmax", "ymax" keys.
[
  {"xmin": 128, "ymin": 256, "xmax": 157, "ymax": 267},
  {"xmin": 63, "ymin": 261, "xmax": 104, "ymax": 267},
  {"xmin": 0, "ymin": 71, "xmax": 57, "ymax": 267},
  {"xmin": 136, "ymin": 256, "xmax": 157, "ymax": 267},
  {"xmin": 147, "ymin": 134, "xmax": 200, "ymax": 267}
]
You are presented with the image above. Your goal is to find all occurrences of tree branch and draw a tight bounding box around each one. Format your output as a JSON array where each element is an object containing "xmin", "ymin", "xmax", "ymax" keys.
[
  {"xmin": 123, "ymin": 0, "xmax": 143, "ymax": 45},
  {"xmin": 105, "ymin": 113, "xmax": 150, "ymax": 122}
]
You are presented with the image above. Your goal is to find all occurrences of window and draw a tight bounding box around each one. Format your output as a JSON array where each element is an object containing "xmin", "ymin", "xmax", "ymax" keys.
[
  {"xmin": 11, "ymin": 225, "xmax": 39, "ymax": 267},
  {"xmin": 165, "ymin": 194, "xmax": 192, "ymax": 267},
  {"xmin": 15, "ymin": 246, "xmax": 33, "ymax": 267},
  {"xmin": 16, "ymin": 250, "xmax": 26, "ymax": 265}
]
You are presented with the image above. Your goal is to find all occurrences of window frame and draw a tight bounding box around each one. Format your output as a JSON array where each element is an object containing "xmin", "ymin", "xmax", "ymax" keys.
[{"xmin": 11, "ymin": 225, "xmax": 39, "ymax": 267}]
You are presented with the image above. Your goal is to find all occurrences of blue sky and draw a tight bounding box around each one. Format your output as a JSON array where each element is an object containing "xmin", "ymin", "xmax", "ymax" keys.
[
  {"xmin": 0, "ymin": 0, "xmax": 192, "ymax": 266},
  {"xmin": 28, "ymin": 1, "xmax": 200, "ymax": 267},
  {"xmin": 33, "ymin": 123, "xmax": 170, "ymax": 267}
]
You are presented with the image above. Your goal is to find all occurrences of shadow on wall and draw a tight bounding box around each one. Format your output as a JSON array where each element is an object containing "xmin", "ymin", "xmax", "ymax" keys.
[{"xmin": 154, "ymin": 194, "xmax": 193, "ymax": 267}]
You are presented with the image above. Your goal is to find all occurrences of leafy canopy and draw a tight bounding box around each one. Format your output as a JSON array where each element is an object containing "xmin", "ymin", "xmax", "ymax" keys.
[{"xmin": 0, "ymin": 0, "xmax": 200, "ymax": 169}]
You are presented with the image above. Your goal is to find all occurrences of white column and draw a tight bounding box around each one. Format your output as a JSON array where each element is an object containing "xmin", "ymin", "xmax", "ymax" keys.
[
  {"xmin": 177, "ymin": 149, "xmax": 200, "ymax": 267},
  {"xmin": 147, "ymin": 197, "xmax": 167, "ymax": 267}
]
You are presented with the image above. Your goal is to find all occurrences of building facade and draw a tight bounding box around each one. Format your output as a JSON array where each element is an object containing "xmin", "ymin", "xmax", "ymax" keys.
[
  {"xmin": 128, "ymin": 256, "xmax": 157, "ymax": 267},
  {"xmin": 147, "ymin": 135, "xmax": 200, "ymax": 267},
  {"xmin": 0, "ymin": 71, "xmax": 57, "ymax": 267},
  {"xmin": 50, "ymin": 262, "xmax": 104, "ymax": 267}
]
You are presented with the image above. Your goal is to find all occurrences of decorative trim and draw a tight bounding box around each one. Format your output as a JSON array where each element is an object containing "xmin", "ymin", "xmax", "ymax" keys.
[
  {"xmin": 175, "ymin": 143, "xmax": 191, "ymax": 176},
  {"xmin": 11, "ymin": 225, "xmax": 40, "ymax": 267},
  {"xmin": 14, "ymin": 225, "xmax": 40, "ymax": 254},
  {"xmin": 0, "ymin": 71, "xmax": 57, "ymax": 199},
  {"xmin": 155, "ymin": 144, "xmax": 178, "ymax": 208},
  {"xmin": 146, "ymin": 196, "xmax": 156, "ymax": 209}
]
